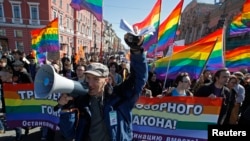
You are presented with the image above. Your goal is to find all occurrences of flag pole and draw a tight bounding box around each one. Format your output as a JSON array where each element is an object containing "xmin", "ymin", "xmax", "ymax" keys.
[
  {"xmin": 197, "ymin": 39, "xmax": 218, "ymax": 80},
  {"xmin": 99, "ymin": 0, "xmax": 104, "ymax": 62},
  {"xmin": 162, "ymin": 43, "xmax": 175, "ymax": 92},
  {"xmin": 99, "ymin": 22, "xmax": 103, "ymax": 62},
  {"xmin": 222, "ymin": 21, "xmax": 227, "ymax": 68},
  {"xmin": 161, "ymin": 0, "xmax": 183, "ymax": 92}
]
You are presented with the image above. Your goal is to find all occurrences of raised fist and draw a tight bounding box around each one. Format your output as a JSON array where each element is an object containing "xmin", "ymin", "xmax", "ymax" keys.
[{"xmin": 124, "ymin": 33, "xmax": 144, "ymax": 50}]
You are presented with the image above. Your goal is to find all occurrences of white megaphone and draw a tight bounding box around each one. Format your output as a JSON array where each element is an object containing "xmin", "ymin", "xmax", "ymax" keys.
[{"xmin": 34, "ymin": 64, "xmax": 88, "ymax": 98}]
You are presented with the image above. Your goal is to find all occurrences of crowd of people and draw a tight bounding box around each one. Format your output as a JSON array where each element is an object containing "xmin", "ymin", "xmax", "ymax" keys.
[
  {"xmin": 143, "ymin": 65, "xmax": 250, "ymax": 126},
  {"xmin": 0, "ymin": 32, "xmax": 250, "ymax": 141}
]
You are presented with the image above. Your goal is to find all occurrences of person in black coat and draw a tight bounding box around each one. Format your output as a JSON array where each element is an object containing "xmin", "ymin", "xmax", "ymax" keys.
[{"xmin": 195, "ymin": 68, "xmax": 233, "ymax": 125}]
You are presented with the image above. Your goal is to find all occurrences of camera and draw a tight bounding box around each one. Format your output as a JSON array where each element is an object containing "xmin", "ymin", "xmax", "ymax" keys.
[
  {"xmin": 125, "ymin": 33, "xmax": 143, "ymax": 49},
  {"xmin": 127, "ymin": 33, "xmax": 140, "ymax": 44}
]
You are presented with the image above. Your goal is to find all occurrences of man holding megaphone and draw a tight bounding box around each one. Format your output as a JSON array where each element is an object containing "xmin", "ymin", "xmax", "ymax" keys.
[{"xmin": 40, "ymin": 33, "xmax": 148, "ymax": 141}]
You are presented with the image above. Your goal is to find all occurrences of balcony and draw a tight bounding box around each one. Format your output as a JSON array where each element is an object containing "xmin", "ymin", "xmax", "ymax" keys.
[
  {"xmin": 12, "ymin": 18, "xmax": 23, "ymax": 24},
  {"xmin": 29, "ymin": 19, "xmax": 40, "ymax": 25},
  {"xmin": 0, "ymin": 17, "xmax": 6, "ymax": 22}
]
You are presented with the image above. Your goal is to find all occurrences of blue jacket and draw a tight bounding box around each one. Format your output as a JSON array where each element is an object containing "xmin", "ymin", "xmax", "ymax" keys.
[{"xmin": 103, "ymin": 51, "xmax": 148, "ymax": 140}]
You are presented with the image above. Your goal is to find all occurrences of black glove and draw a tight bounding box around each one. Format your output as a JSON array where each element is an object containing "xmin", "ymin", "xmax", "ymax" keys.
[{"xmin": 124, "ymin": 33, "xmax": 144, "ymax": 50}]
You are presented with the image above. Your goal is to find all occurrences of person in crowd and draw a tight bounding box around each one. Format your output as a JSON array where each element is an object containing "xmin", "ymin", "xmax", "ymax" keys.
[
  {"xmin": 26, "ymin": 55, "xmax": 40, "ymax": 81},
  {"xmin": 11, "ymin": 50, "xmax": 29, "ymax": 72},
  {"xmin": 54, "ymin": 93, "xmax": 77, "ymax": 141},
  {"xmin": 195, "ymin": 68, "xmax": 233, "ymax": 125},
  {"xmin": 0, "ymin": 66, "xmax": 13, "ymax": 134},
  {"xmin": 165, "ymin": 72, "xmax": 193, "ymax": 96},
  {"xmin": 118, "ymin": 61, "xmax": 130, "ymax": 82},
  {"xmin": 0, "ymin": 57, "xmax": 9, "ymax": 71},
  {"xmin": 239, "ymin": 73, "xmax": 250, "ymax": 126},
  {"xmin": 59, "ymin": 61, "xmax": 76, "ymax": 79},
  {"xmin": 146, "ymin": 72, "xmax": 163, "ymax": 97},
  {"xmin": 61, "ymin": 53, "xmax": 70, "ymax": 70},
  {"xmin": 2, "ymin": 51, "xmax": 14, "ymax": 66},
  {"xmin": 40, "ymin": 64, "xmax": 59, "ymax": 141},
  {"xmin": 10, "ymin": 60, "xmax": 33, "ymax": 141},
  {"xmin": 106, "ymin": 56, "xmax": 117, "ymax": 67},
  {"xmin": 104, "ymin": 74, "xmax": 116, "ymax": 97},
  {"xmin": 230, "ymin": 71, "xmax": 246, "ymax": 124},
  {"xmin": 108, "ymin": 62, "xmax": 122, "ymax": 85},
  {"xmin": 57, "ymin": 33, "xmax": 148, "ymax": 140},
  {"xmin": 73, "ymin": 64, "xmax": 86, "ymax": 83},
  {"xmin": 71, "ymin": 53, "xmax": 77, "ymax": 71},
  {"xmin": 77, "ymin": 58, "xmax": 88, "ymax": 67},
  {"xmin": 224, "ymin": 75, "xmax": 238, "ymax": 124},
  {"xmin": 52, "ymin": 59, "xmax": 63, "ymax": 72},
  {"xmin": 54, "ymin": 64, "xmax": 81, "ymax": 141},
  {"xmin": 192, "ymin": 70, "xmax": 212, "ymax": 94},
  {"xmin": 71, "ymin": 64, "xmax": 90, "ymax": 141},
  {"xmin": 141, "ymin": 85, "xmax": 153, "ymax": 98}
]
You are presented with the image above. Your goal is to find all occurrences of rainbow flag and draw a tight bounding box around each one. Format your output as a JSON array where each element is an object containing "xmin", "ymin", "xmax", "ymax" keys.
[
  {"xmin": 225, "ymin": 45, "xmax": 250, "ymax": 72},
  {"xmin": 188, "ymin": 28, "xmax": 224, "ymax": 72},
  {"xmin": 229, "ymin": 0, "xmax": 250, "ymax": 36},
  {"xmin": 132, "ymin": 96, "xmax": 222, "ymax": 141},
  {"xmin": 153, "ymin": 41, "xmax": 216, "ymax": 80},
  {"xmin": 156, "ymin": 0, "xmax": 183, "ymax": 52},
  {"xmin": 31, "ymin": 18, "xmax": 59, "ymax": 53},
  {"xmin": 3, "ymin": 83, "xmax": 60, "ymax": 130},
  {"xmin": 70, "ymin": 0, "xmax": 102, "ymax": 21},
  {"xmin": 133, "ymin": 0, "xmax": 161, "ymax": 51},
  {"xmin": 147, "ymin": 0, "xmax": 183, "ymax": 57},
  {"xmin": 242, "ymin": 0, "xmax": 250, "ymax": 23}
]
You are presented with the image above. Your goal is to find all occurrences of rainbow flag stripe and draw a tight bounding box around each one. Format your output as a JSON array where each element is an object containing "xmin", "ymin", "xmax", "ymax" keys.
[
  {"xmin": 229, "ymin": 0, "xmax": 250, "ymax": 36},
  {"xmin": 153, "ymin": 41, "xmax": 216, "ymax": 80},
  {"xmin": 132, "ymin": 96, "xmax": 222, "ymax": 140},
  {"xmin": 146, "ymin": 0, "xmax": 183, "ymax": 57},
  {"xmin": 225, "ymin": 45, "xmax": 250, "ymax": 72},
  {"xmin": 156, "ymin": 0, "xmax": 183, "ymax": 52},
  {"xmin": 133, "ymin": 0, "xmax": 161, "ymax": 51},
  {"xmin": 188, "ymin": 28, "xmax": 224, "ymax": 72},
  {"xmin": 4, "ymin": 83, "xmax": 59, "ymax": 130},
  {"xmin": 31, "ymin": 18, "xmax": 59, "ymax": 53},
  {"xmin": 70, "ymin": 0, "xmax": 102, "ymax": 21}
]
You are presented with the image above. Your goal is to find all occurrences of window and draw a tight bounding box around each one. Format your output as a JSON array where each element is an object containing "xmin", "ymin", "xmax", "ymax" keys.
[
  {"xmin": 66, "ymin": 18, "xmax": 69, "ymax": 28},
  {"xmin": 59, "ymin": 14, "xmax": 63, "ymax": 26},
  {"xmin": 53, "ymin": 0, "xmax": 56, "ymax": 4},
  {"xmin": 0, "ymin": 3, "xmax": 4, "ymax": 18},
  {"xmin": 28, "ymin": 2, "xmax": 40, "ymax": 24},
  {"xmin": 0, "ymin": 29, "xmax": 6, "ymax": 36},
  {"xmin": 16, "ymin": 41, "xmax": 24, "ymax": 52},
  {"xmin": 13, "ymin": 5, "xmax": 21, "ymax": 18},
  {"xmin": 70, "ymin": 19, "xmax": 73, "ymax": 30},
  {"xmin": 30, "ymin": 6, "xmax": 38, "ymax": 20},
  {"xmin": 14, "ymin": 30, "xmax": 23, "ymax": 38},
  {"xmin": 60, "ymin": 35, "xmax": 63, "ymax": 42},
  {"xmin": 59, "ymin": 0, "xmax": 62, "ymax": 8},
  {"xmin": 10, "ymin": 0, "xmax": 22, "ymax": 23},
  {"xmin": 78, "ymin": 22, "xmax": 81, "ymax": 31},
  {"xmin": 53, "ymin": 10, "xmax": 57, "ymax": 19}
]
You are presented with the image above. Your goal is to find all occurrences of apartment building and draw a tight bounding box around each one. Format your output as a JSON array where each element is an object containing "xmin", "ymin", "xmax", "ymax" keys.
[{"xmin": 0, "ymin": 0, "xmax": 121, "ymax": 60}]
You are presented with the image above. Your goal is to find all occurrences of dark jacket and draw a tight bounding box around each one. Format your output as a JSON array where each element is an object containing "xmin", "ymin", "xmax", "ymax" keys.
[
  {"xmin": 103, "ymin": 52, "xmax": 148, "ymax": 140},
  {"xmin": 75, "ymin": 51, "xmax": 148, "ymax": 141},
  {"xmin": 195, "ymin": 83, "xmax": 232, "ymax": 125}
]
